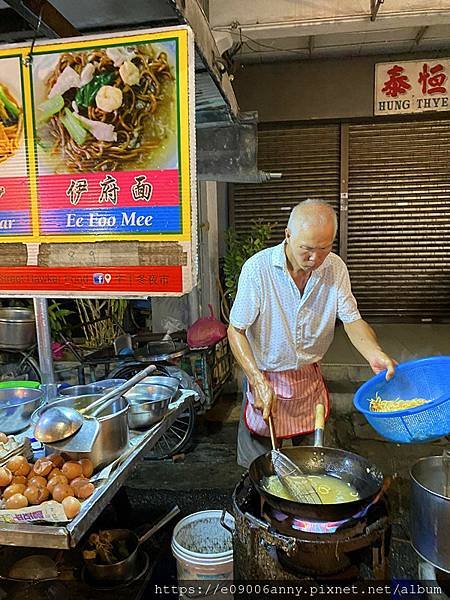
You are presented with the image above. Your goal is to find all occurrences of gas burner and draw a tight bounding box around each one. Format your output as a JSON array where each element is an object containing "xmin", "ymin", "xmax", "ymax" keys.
[
  {"xmin": 264, "ymin": 505, "xmax": 355, "ymax": 534},
  {"xmin": 233, "ymin": 474, "xmax": 391, "ymax": 580}
]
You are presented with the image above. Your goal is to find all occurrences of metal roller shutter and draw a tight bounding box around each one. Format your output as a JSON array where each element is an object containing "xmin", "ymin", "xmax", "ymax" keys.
[
  {"xmin": 347, "ymin": 120, "xmax": 450, "ymax": 321},
  {"xmin": 232, "ymin": 123, "xmax": 340, "ymax": 243}
]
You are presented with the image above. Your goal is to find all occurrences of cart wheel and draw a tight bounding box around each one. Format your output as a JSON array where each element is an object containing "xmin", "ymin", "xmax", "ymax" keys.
[
  {"xmin": 108, "ymin": 362, "xmax": 196, "ymax": 459},
  {"xmin": 0, "ymin": 351, "xmax": 41, "ymax": 382},
  {"xmin": 145, "ymin": 402, "xmax": 196, "ymax": 460}
]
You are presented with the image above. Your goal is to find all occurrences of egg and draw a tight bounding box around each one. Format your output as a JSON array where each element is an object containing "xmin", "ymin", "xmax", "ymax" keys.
[
  {"xmin": 62, "ymin": 496, "xmax": 81, "ymax": 519},
  {"xmin": 3, "ymin": 483, "xmax": 26, "ymax": 500},
  {"xmin": 52, "ymin": 483, "xmax": 74, "ymax": 503},
  {"xmin": 5, "ymin": 493, "xmax": 28, "ymax": 509},
  {"xmin": 11, "ymin": 476, "xmax": 28, "ymax": 486},
  {"xmin": 6, "ymin": 456, "xmax": 31, "ymax": 477},
  {"xmin": 48, "ymin": 468, "xmax": 63, "ymax": 479},
  {"xmin": 24, "ymin": 485, "xmax": 50, "ymax": 505},
  {"xmin": 0, "ymin": 467, "xmax": 13, "ymax": 487},
  {"xmin": 70, "ymin": 478, "xmax": 94, "ymax": 500},
  {"xmin": 28, "ymin": 475, "xmax": 48, "ymax": 489},
  {"xmin": 61, "ymin": 462, "xmax": 83, "ymax": 481},
  {"xmin": 79, "ymin": 459, "xmax": 94, "ymax": 478},
  {"xmin": 47, "ymin": 453, "xmax": 64, "ymax": 468},
  {"xmin": 32, "ymin": 459, "xmax": 53, "ymax": 477},
  {"xmin": 46, "ymin": 475, "xmax": 69, "ymax": 494}
]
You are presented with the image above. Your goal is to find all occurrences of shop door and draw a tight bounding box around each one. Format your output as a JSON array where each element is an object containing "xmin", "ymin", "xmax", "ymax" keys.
[
  {"xmin": 231, "ymin": 123, "xmax": 341, "ymax": 244},
  {"xmin": 347, "ymin": 120, "xmax": 450, "ymax": 321}
]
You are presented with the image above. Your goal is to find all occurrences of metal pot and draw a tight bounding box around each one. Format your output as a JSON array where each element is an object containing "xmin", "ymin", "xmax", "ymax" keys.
[
  {"xmin": 59, "ymin": 384, "xmax": 103, "ymax": 396},
  {"xmin": 125, "ymin": 383, "xmax": 175, "ymax": 429},
  {"xmin": 31, "ymin": 394, "xmax": 129, "ymax": 469},
  {"xmin": 0, "ymin": 387, "xmax": 43, "ymax": 434},
  {"xmin": 0, "ymin": 308, "xmax": 36, "ymax": 350},
  {"xmin": 410, "ymin": 452, "xmax": 450, "ymax": 573},
  {"xmin": 94, "ymin": 379, "xmax": 127, "ymax": 391},
  {"xmin": 138, "ymin": 376, "xmax": 180, "ymax": 394},
  {"xmin": 83, "ymin": 506, "xmax": 180, "ymax": 581}
]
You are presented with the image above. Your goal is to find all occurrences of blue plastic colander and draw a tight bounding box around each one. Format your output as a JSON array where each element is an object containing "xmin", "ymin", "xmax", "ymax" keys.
[{"xmin": 353, "ymin": 356, "xmax": 450, "ymax": 443}]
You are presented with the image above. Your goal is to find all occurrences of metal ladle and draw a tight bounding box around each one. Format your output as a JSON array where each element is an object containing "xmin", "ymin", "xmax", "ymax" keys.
[{"xmin": 34, "ymin": 364, "xmax": 156, "ymax": 444}]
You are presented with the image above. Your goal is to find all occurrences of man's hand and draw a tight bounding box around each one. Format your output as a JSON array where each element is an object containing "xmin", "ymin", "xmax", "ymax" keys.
[
  {"xmin": 228, "ymin": 325, "xmax": 277, "ymax": 420},
  {"xmin": 343, "ymin": 320, "xmax": 397, "ymax": 381},
  {"xmin": 368, "ymin": 350, "xmax": 397, "ymax": 381},
  {"xmin": 251, "ymin": 378, "xmax": 277, "ymax": 421}
]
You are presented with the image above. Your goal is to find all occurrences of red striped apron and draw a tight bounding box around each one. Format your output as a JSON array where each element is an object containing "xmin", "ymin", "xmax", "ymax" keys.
[{"xmin": 244, "ymin": 363, "xmax": 330, "ymax": 438}]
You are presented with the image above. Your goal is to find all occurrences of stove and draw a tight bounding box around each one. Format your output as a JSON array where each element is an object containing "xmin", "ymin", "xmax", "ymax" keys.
[{"xmin": 233, "ymin": 474, "xmax": 391, "ymax": 580}]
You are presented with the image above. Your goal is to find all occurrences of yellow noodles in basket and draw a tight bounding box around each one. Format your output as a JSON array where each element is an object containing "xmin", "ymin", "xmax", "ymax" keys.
[{"xmin": 369, "ymin": 392, "xmax": 430, "ymax": 413}]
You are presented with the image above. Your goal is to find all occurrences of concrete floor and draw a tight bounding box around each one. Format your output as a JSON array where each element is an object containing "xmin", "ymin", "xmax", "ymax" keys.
[{"xmin": 121, "ymin": 324, "xmax": 450, "ymax": 584}]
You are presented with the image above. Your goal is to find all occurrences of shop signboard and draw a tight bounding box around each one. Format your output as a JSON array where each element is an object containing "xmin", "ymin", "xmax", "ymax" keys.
[
  {"xmin": 0, "ymin": 26, "xmax": 196, "ymax": 297},
  {"xmin": 375, "ymin": 58, "xmax": 450, "ymax": 116}
]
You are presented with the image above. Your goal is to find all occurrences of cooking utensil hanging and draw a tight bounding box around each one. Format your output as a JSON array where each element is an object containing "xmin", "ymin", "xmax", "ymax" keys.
[
  {"xmin": 34, "ymin": 364, "xmax": 157, "ymax": 446},
  {"xmin": 268, "ymin": 405, "xmax": 324, "ymax": 504}
]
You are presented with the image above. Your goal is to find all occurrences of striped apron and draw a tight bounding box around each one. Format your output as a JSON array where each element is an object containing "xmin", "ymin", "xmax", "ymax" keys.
[{"xmin": 244, "ymin": 363, "xmax": 330, "ymax": 438}]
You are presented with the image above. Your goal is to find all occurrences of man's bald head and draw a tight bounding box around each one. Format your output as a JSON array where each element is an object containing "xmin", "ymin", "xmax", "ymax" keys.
[{"xmin": 287, "ymin": 199, "xmax": 337, "ymax": 239}]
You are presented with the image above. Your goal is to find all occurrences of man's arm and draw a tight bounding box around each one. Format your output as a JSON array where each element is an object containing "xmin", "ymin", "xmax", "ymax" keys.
[
  {"xmin": 343, "ymin": 319, "xmax": 396, "ymax": 380},
  {"xmin": 227, "ymin": 324, "xmax": 276, "ymax": 420}
]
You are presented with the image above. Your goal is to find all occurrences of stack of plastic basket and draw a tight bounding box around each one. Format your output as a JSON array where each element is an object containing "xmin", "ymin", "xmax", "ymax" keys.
[{"xmin": 353, "ymin": 356, "xmax": 450, "ymax": 443}]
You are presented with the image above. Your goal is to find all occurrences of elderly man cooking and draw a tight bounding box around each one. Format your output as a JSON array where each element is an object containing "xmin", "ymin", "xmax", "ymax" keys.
[{"xmin": 228, "ymin": 199, "xmax": 396, "ymax": 468}]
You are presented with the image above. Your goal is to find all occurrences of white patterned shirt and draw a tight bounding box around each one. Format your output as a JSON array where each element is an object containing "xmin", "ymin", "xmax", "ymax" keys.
[{"xmin": 229, "ymin": 242, "xmax": 361, "ymax": 371}]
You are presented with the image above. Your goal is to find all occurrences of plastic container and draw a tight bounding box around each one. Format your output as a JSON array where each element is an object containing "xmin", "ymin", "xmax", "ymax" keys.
[
  {"xmin": 171, "ymin": 510, "xmax": 234, "ymax": 585},
  {"xmin": 353, "ymin": 356, "xmax": 450, "ymax": 443}
]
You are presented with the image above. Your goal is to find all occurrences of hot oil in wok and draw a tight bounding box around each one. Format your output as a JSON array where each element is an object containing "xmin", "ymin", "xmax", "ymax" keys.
[{"xmin": 263, "ymin": 474, "xmax": 360, "ymax": 504}]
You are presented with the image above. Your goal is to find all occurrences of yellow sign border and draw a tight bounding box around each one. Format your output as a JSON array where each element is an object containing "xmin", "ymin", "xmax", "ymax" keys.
[{"xmin": 0, "ymin": 27, "xmax": 193, "ymax": 243}]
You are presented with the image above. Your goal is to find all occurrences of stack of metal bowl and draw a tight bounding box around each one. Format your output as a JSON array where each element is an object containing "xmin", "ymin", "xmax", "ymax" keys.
[{"xmin": 125, "ymin": 376, "xmax": 179, "ymax": 429}]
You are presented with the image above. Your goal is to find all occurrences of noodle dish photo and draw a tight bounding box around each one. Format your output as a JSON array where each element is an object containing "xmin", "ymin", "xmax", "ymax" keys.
[
  {"xmin": 32, "ymin": 42, "xmax": 177, "ymax": 174},
  {"xmin": 0, "ymin": 57, "xmax": 25, "ymax": 175}
]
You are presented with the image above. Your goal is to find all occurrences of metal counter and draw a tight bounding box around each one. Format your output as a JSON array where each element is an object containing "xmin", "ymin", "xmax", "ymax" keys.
[{"xmin": 0, "ymin": 394, "xmax": 193, "ymax": 549}]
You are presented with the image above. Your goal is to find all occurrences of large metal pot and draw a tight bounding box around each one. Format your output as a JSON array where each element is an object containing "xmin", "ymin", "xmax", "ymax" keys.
[
  {"xmin": 31, "ymin": 394, "xmax": 129, "ymax": 469},
  {"xmin": 410, "ymin": 453, "xmax": 450, "ymax": 573},
  {"xmin": 0, "ymin": 387, "xmax": 43, "ymax": 434},
  {"xmin": 0, "ymin": 308, "xmax": 36, "ymax": 350}
]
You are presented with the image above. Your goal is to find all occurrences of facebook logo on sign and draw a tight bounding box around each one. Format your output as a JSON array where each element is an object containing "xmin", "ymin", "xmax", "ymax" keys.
[{"xmin": 93, "ymin": 273, "xmax": 104, "ymax": 284}]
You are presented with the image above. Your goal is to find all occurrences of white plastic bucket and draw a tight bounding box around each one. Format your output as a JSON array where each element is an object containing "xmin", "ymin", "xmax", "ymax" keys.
[{"xmin": 171, "ymin": 510, "xmax": 234, "ymax": 583}]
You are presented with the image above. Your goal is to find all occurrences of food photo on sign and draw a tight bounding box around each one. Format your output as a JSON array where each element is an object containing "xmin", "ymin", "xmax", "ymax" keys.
[
  {"xmin": 0, "ymin": 57, "xmax": 25, "ymax": 172},
  {"xmin": 32, "ymin": 41, "xmax": 178, "ymax": 174},
  {"xmin": 0, "ymin": 56, "xmax": 32, "ymax": 237},
  {"xmin": 30, "ymin": 38, "xmax": 183, "ymax": 239}
]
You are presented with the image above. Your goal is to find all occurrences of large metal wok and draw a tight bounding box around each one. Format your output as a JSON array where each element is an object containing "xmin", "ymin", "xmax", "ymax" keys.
[{"xmin": 249, "ymin": 414, "xmax": 384, "ymax": 521}]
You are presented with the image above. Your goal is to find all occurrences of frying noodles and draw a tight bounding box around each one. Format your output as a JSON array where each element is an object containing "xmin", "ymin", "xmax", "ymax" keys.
[
  {"xmin": 0, "ymin": 84, "xmax": 22, "ymax": 165},
  {"xmin": 40, "ymin": 46, "xmax": 173, "ymax": 172}
]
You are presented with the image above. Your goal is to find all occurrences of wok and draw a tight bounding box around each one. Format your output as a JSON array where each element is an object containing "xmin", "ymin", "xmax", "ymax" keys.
[{"xmin": 249, "ymin": 420, "xmax": 384, "ymax": 521}]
